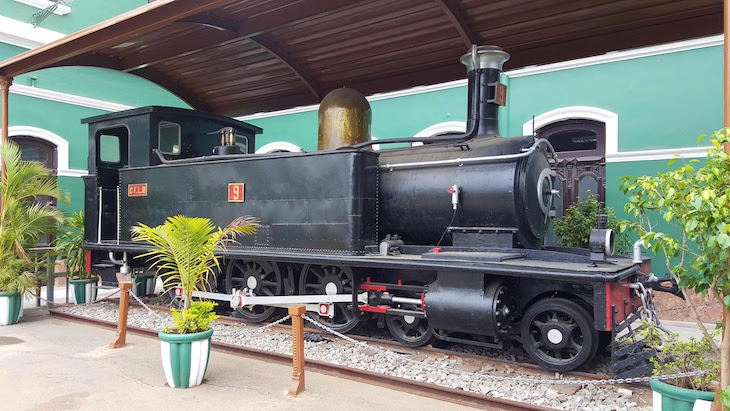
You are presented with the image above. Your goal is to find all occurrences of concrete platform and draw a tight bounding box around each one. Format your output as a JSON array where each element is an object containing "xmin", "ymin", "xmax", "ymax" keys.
[{"xmin": 0, "ymin": 308, "xmax": 473, "ymax": 411}]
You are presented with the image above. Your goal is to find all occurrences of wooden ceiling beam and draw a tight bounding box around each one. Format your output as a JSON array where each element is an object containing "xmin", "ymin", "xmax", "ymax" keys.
[
  {"xmin": 122, "ymin": 29, "xmax": 239, "ymax": 72},
  {"xmin": 250, "ymin": 35, "xmax": 322, "ymax": 100},
  {"xmin": 49, "ymin": 53, "xmax": 126, "ymax": 71},
  {"xmin": 133, "ymin": 67, "xmax": 212, "ymax": 112},
  {"xmin": 124, "ymin": 0, "xmax": 362, "ymax": 73},
  {"xmin": 42, "ymin": 52, "xmax": 210, "ymax": 110},
  {"xmin": 434, "ymin": 0, "xmax": 477, "ymax": 48},
  {"xmin": 0, "ymin": 0, "xmax": 237, "ymax": 78}
]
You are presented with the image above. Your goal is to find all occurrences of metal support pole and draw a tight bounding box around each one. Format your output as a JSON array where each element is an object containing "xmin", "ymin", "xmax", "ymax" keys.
[
  {"xmin": 45, "ymin": 254, "xmax": 55, "ymax": 306},
  {"xmin": 0, "ymin": 76, "xmax": 12, "ymax": 212},
  {"xmin": 288, "ymin": 305, "xmax": 306, "ymax": 396},
  {"xmin": 109, "ymin": 282, "xmax": 132, "ymax": 348}
]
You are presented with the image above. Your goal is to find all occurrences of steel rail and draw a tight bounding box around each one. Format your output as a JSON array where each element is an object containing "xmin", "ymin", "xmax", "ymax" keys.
[
  {"xmin": 49, "ymin": 309, "xmax": 546, "ymax": 411},
  {"xmin": 123, "ymin": 300, "xmax": 610, "ymax": 381}
]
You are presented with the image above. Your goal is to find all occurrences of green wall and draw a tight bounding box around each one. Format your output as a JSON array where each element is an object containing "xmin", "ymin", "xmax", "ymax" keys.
[{"xmin": 505, "ymin": 47, "xmax": 723, "ymax": 150}]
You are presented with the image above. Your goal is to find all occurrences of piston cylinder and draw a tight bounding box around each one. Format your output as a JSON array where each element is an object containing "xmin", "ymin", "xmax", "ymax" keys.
[
  {"xmin": 424, "ymin": 272, "xmax": 514, "ymax": 337},
  {"xmin": 318, "ymin": 87, "xmax": 372, "ymax": 150}
]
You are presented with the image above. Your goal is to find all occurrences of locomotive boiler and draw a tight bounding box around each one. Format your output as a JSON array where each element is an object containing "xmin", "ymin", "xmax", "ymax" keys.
[{"xmin": 82, "ymin": 45, "xmax": 667, "ymax": 376}]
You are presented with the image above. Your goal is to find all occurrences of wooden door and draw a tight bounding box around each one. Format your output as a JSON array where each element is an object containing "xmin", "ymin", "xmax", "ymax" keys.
[{"xmin": 537, "ymin": 119, "xmax": 606, "ymax": 244}]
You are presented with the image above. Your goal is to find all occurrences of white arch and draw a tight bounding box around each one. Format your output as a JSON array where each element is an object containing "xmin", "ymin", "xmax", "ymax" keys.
[
  {"xmin": 522, "ymin": 106, "xmax": 618, "ymax": 156},
  {"xmin": 8, "ymin": 125, "xmax": 85, "ymax": 177},
  {"xmin": 412, "ymin": 121, "xmax": 467, "ymax": 146},
  {"xmin": 255, "ymin": 141, "xmax": 303, "ymax": 154}
]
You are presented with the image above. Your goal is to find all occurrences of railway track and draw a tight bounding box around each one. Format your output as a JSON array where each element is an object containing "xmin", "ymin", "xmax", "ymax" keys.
[
  {"xmin": 132, "ymin": 298, "xmax": 611, "ymax": 382},
  {"xmin": 49, "ymin": 307, "xmax": 545, "ymax": 411}
]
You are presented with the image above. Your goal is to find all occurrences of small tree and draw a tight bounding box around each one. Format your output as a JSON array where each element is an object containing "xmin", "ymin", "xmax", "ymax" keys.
[
  {"xmin": 619, "ymin": 128, "xmax": 730, "ymax": 399},
  {"xmin": 552, "ymin": 193, "xmax": 634, "ymax": 254},
  {"xmin": 0, "ymin": 141, "xmax": 66, "ymax": 295},
  {"xmin": 55, "ymin": 211, "xmax": 94, "ymax": 280},
  {"xmin": 131, "ymin": 215, "xmax": 258, "ymax": 332}
]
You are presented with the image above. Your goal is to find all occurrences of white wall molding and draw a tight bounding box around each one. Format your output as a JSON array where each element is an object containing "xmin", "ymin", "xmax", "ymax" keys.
[
  {"xmin": 255, "ymin": 141, "xmax": 303, "ymax": 153},
  {"xmin": 411, "ymin": 121, "xmax": 466, "ymax": 146},
  {"xmin": 0, "ymin": 15, "xmax": 65, "ymax": 49},
  {"xmin": 605, "ymin": 146, "xmax": 710, "ymax": 163},
  {"xmin": 10, "ymin": 83, "xmax": 134, "ymax": 112},
  {"xmin": 523, "ymin": 106, "xmax": 619, "ymax": 156},
  {"xmin": 8, "ymin": 125, "xmax": 86, "ymax": 177},
  {"xmin": 15, "ymin": 0, "xmax": 71, "ymax": 15}
]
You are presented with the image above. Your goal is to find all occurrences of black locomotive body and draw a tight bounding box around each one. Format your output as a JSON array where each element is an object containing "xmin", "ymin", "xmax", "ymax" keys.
[{"xmin": 81, "ymin": 46, "xmax": 660, "ymax": 376}]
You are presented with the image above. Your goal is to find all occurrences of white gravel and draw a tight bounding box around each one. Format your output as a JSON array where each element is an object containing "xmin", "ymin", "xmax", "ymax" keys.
[{"xmin": 55, "ymin": 301, "xmax": 652, "ymax": 411}]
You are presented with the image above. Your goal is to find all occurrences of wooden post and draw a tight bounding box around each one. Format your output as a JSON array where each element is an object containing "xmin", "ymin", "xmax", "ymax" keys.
[
  {"xmin": 109, "ymin": 282, "xmax": 132, "ymax": 348},
  {"xmin": 288, "ymin": 305, "xmax": 306, "ymax": 396},
  {"xmin": 0, "ymin": 76, "xmax": 12, "ymax": 213},
  {"xmin": 719, "ymin": 3, "xmax": 730, "ymax": 409}
]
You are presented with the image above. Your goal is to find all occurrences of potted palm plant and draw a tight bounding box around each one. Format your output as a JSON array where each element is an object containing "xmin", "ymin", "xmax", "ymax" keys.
[
  {"xmin": 55, "ymin": 211, "xmax": 98, "ymax": 304},
  {"xmin": 131, "ymin": 215, "xmax": 257, "ymax": 388},
  {"xmin": 620, "ymin": 128, "xmax": 730, "ymax": 409},
  {"xmin": 0, "ymin": 141, "xmax": 65, "ymax": 325}
]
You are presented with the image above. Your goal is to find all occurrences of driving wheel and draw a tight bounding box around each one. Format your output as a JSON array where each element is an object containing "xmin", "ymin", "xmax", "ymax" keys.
[
  {"xmin": 225, "ymin": 260, "xmax": 282, "ymax": 322},
  {"xmin": 298, "ymin": 264, "xmax": 362, "ymax": 333},
  {"xmin": 520, "ymin": 298, "xmax": 598, "ymax": 372},
  {"xmin": 386, "ymin": 306, "xmax": 435, "ymax": 347}
]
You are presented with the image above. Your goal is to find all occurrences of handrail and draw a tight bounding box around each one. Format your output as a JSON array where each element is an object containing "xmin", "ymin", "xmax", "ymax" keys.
[{"xmin": 379, "ymin": 138, "xmax": 558, "ymax": 171}]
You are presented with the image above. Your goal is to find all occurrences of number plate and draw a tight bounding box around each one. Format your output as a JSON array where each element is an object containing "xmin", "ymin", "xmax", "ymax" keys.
[
  {"xmin": 495, "ymin": 82, "xmax": 507, "ymax": 106},
  {"xmin": 228, "ymin": 183, "xmax": 245, "ymax": 202},
  {"xmin": 128, "ymin": 183, "xmax": 147, "ymax": 197}
]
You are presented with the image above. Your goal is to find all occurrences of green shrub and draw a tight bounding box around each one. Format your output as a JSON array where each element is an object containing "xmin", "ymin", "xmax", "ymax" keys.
[
  {"xmin": 55, "ymin": 211, "xmax": 96, "ymax": 280},
  {"xmin": 166, "ymin": 301, "xmax": 219, "ymax": 334},
  {"xmin": 620, "ymin": 321, "xmax": 719, "ymax": 391},
  {"xmin": 551, "ymin": 193, "xmax": 634, "ymax": 255},
  {"xmin": 632, "ymin": 321, "xmax": 719, "ymax": 391}
]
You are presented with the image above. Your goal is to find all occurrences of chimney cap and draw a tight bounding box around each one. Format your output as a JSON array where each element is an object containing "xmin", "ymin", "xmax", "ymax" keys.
[{"xmin": 460, "ymin": 45, "xmax": 510, "ymax": 72}]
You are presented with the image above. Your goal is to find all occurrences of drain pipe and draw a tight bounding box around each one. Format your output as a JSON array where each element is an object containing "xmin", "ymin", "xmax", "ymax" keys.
[{"xmin": 109, "ymin": 252, "xmax": 131, "ymax": 275}]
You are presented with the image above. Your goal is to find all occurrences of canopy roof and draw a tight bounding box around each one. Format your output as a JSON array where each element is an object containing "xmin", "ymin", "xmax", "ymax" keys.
[{"xmin": 0, "ymin": 0, "xmax": 722, "ymax": 117}]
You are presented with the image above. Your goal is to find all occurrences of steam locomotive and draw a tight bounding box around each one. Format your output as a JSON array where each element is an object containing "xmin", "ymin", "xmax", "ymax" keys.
[{"xmin": 82, "ymin": 46, "xmax": 667, "ymax": 375}]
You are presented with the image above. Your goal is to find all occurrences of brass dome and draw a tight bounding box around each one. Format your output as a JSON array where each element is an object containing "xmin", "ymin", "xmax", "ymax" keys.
[{"xmin": 318, "ymin": 87, "xmax": 371, "ymax": 150}]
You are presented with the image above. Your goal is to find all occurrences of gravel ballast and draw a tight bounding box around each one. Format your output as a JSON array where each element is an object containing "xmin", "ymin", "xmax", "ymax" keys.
[{"xmin": 55, "ymin": 302, "xmax": 652, "ymax": 411}]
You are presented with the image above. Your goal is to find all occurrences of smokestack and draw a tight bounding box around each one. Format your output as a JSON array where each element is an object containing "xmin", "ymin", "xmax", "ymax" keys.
[{"xmin": 460, "ymin": 46, "xmax": 510, "ymax": 137}]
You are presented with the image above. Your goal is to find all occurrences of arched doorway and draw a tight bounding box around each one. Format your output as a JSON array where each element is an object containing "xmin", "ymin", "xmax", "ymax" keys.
[
  {"xmin": 9, "ymin": 135, "xmax": 58, "ymax": 246},
  {"xmin": 537, "ymin": 119, "xmax": 606, "ymax": 216},
  {"xmin": 10, "ymin": 136, "xmax": 58, "ymax": 172}
]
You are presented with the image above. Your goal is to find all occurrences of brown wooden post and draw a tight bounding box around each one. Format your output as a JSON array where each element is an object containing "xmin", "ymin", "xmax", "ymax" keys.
[
  {"xmin": 288, "ymin": 305, "xmax": 306, "ymax": 396},
  {"xmin": 109, "ymin": 282, "xmax": 132, "ymax": 348},
  {"xmin": 0, "ymin": 76, "xmax": 12, "ymax": 212},
  {"xmin": 719, "ymin": 3, "xmax": 730, "ymax": 409}
]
